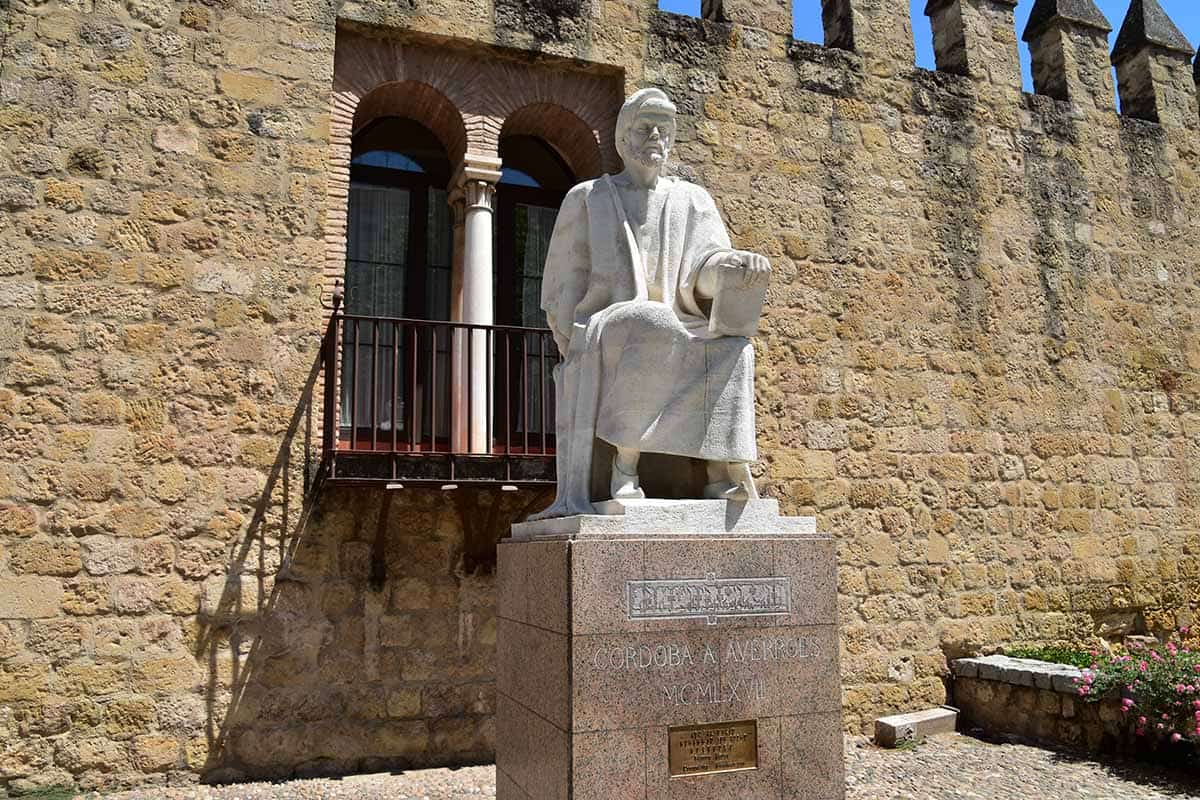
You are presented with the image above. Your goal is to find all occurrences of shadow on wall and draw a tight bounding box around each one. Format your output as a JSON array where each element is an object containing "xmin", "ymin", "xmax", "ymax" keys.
[{"xmin": 189, "ymin": 327, "xmax": 550, "ymax": 782}]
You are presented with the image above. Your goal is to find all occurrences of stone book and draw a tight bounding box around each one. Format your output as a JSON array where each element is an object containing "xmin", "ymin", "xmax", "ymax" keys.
[{"xmin": 708, "ymin": 263, "xmax": 768, "ymax": 338}]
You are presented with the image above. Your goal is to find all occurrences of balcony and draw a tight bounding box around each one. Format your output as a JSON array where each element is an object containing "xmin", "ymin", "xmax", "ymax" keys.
[{"xmin": 319, "ymin": 306, "xmax": 560, "ymax": 487}]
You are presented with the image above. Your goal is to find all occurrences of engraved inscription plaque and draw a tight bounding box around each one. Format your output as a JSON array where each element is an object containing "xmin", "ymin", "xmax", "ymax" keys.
[
  {"xmin": 668, "ymin": 719, "xmax": 758, "ymax": 778},
  {"xmin": 628, "ymin": 575, "xmax": 791, "ymax": 624}
]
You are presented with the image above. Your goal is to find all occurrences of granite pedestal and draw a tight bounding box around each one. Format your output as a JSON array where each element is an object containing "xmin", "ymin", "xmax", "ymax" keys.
[{"xmin": 496, "ymin": 499, "xmax": 844, "ymax": 800}]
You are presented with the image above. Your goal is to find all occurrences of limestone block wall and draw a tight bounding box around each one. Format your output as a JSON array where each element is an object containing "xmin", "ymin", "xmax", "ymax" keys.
[
  {"xmin": 2, "ymin": 0, "xmax": 1200, "ymax": 791},
  {"xmin": 952, "ymin": 656, "xmax": 1124, "ymax": 752},
  {"xmin": 955, "ymin": 678, "xmax": 1121, "ymax": 750}
]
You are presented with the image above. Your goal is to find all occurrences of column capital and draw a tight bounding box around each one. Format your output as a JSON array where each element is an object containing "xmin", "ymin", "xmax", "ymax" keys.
[
  {"xmin": 458, "ymin": 180, "xmax": 496, "ymax": 211},
  {"xmin": 451, "ymin": 154, "xmax": 502, "ymax": 188},
  {"xmin": 449, "ymin": 193, "xmax": 467, "ymax": 227},
  {"xmin": 450, "ymin": 154, "xmax": 502, "ymax": 212}
]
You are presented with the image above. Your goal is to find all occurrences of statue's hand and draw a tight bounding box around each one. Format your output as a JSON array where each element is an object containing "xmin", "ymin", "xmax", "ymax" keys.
[{"xmin": 716, "ymin": 250, "xmax": 771, "ymax": 289}]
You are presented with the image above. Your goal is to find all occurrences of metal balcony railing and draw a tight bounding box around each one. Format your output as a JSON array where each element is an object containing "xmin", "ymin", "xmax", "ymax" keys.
[{"xmin": 320, "ymin": 302, "xmax": 560, "ymax": 486}]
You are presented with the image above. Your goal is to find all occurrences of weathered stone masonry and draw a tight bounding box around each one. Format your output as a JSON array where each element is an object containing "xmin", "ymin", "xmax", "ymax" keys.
[{"xmin": 2, "ymin": 0, "xmax": 1200, "ymax": 791}]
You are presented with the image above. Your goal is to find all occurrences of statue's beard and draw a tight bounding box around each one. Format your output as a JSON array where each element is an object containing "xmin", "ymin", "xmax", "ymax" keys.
[{"xmin": 631, "ymin": 148, "xmax": 666, "ymax": 170}]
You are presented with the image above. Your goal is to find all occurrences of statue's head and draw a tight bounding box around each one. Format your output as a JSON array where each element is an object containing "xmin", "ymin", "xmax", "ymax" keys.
[{"xmin": 616, "ymin": 88, "xmax": 677, "ymax": 174}]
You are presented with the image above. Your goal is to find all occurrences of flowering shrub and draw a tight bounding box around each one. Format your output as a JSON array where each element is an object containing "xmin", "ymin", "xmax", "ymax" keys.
[{"xmin": 1076, "ymin": 628, "xmax": 1200, "ymax": 750}]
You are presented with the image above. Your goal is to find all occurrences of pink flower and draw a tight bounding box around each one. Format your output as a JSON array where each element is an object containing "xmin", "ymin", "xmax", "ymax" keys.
[
  {"xmin": 1138, "ymin": 716, "xmax": 1148, "ymax": 725},
  {"xmin": 1171, "ymin": 732, "xmax": 1183, "ymax": 743}
]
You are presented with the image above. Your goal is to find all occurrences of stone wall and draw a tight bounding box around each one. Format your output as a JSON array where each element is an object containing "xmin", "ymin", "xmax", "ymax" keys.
[
  {"xmin": 3, "ymin": 0, "xmax": 1200, "ymax": 792},
  {"xmin": 952, "ymin": 656, "xmax": 1124, "ymax": 752}
]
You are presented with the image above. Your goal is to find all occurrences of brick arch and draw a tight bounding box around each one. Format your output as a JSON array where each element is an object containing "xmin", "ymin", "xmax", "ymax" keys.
[
  {"xmin": 462, "ymin": 63, "xmax": 622, "ymax": 174},
  {"xmin": 325, "ymin": 39, "xmax": 476, "ymax": 310},
  {"xmin": 331, "ymin": 37, "xmax": 478, "ymax": 151},
  {"xmin": 500, "ymin": 103, "xmax": 605, "ymax": 180},
  {"xmin": 351, "ymin": 81, "xmax": 468, "ymax": 164}
]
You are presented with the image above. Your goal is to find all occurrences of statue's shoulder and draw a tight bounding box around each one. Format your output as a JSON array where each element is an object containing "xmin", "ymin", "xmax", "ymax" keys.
[
  {"xmin": 668, "ymin": 176, "xmax": 719, "ymax": 208},
  {"xmin": 561, "ymin": 177, "xmax": 606, "ymax": 208}
]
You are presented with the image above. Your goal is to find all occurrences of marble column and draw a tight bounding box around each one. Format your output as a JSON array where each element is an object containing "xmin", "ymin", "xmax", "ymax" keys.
[{"xmin": 450, "ymin": 155, "xmax": 502, "ymax": 454}]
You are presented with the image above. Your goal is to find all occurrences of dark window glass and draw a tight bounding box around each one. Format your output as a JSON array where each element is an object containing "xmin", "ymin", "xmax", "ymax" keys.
[
  {"xmin": 494, "ymin": 136, "xmax": 575, "ymax": 441},
  {"xmin": 341, "ymin": 117, "xmax": 453, "ymax": 445}
]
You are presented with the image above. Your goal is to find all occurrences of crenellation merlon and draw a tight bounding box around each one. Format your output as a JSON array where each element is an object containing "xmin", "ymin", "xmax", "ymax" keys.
[
  {"xmin": 925, "ymin": 0, "xmax": 1022, "ymax": 91},
  {"xmin": 1023, "ymin": 0, "xmax": 1110, "ymax": 41},
  {"xmin": 1110, "ymin": 0, "xmax": 1192, "ymax": 65},
  {"xmin": 705, "ymin": 0, "xmax": 791, "ymax": 36},
  {"xmin": 819, "ymin": 0, "xmax": 916, "ymax": 77},
  {"xmin": 1021, "ymin": 0, "xmax": 1112, "ymax": 107},
  {"xmin": 1110, "ymin": 0, "xmax": 1196, "ymax": 127}
]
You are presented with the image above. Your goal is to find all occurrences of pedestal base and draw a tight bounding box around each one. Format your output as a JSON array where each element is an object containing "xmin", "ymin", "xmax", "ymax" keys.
[{"xmin": 496, "ymin": 500, "xmax": 844, "ymax": 800}]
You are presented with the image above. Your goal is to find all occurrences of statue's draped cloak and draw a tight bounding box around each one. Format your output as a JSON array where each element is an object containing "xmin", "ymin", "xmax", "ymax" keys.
[{"xmin": 537, "ymin": 175, "xmax": 757, "ymax": 518}]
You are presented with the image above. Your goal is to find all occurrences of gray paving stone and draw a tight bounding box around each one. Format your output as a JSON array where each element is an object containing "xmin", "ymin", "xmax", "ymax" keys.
[{"xmin": 75, "ymin": 734, "xmax": 1200, "ymax": 800}]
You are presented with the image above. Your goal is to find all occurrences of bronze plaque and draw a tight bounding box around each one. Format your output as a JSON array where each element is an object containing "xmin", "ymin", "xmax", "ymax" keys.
[{"xmin": 667, "ymin": 719, "xmax": 758, "ymax": 778}]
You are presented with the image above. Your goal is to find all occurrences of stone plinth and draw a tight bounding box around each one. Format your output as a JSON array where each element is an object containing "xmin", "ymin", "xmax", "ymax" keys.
[{"xmin": 497, "ymin": 500, "xmax": 844, "ymax": 800}]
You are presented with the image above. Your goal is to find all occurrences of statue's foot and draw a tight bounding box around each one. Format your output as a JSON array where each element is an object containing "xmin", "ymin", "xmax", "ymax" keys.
[
  {"xmin": 703, "ymin": 480, "xmax": 749, "ymax": 502},
  {"xmin": 610, "ymin": 462, "xmax": 645, "ymax": 501}
]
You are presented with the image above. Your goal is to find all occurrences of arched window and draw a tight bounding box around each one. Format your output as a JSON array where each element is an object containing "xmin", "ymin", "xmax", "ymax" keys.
[
  {"xmin": 493, "ymin": 135, "xmax": 576, "ymax": 451},
  {"xmin": 346, "ymin": 117, "xmax": 453, "ymax": 322},
  {"xmin": 341, "ymin": 117, "xmax": 453, "ymax": 448},
  {"xmin": 495, "ymin": 134, "xmax": 576, "ymax": 328}
]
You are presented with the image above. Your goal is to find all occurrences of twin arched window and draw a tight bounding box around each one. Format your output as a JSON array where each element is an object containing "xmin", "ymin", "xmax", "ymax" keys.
[
  {"xmin": 344, "ymin": 117, "xmax": 576, "ymax": 327},
  {"xmin": 339, "ymin": 116, "xmax": 575, "ymax": 449}
]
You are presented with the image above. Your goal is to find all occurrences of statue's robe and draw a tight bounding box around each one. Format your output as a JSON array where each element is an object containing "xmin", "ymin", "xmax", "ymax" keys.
[{"xmin": 536, "ymin": 174, "xmax": 756, "ymax": 518}]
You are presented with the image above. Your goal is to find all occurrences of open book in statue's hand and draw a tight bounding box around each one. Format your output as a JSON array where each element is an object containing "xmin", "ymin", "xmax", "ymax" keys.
[{"xmin": 707, "ymin": 260, "xmax": 768, "ymax": 338}]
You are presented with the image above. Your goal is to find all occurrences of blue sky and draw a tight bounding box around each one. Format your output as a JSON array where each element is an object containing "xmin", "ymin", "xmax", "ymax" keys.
[{"xmin": 658, "ymin": 0, "xmax": 1200, "ymax": 92}]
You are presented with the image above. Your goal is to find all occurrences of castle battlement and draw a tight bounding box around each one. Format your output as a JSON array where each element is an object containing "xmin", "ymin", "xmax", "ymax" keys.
[{"xmin": 346, "ymin": 0, "xmax": 1198, "ymax": 132}]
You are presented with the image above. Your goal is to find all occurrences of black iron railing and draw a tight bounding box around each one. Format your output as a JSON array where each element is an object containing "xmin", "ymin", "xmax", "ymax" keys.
[{"xmin": 320, "ymin": 302, "xmax": 560, "ymax": 486}]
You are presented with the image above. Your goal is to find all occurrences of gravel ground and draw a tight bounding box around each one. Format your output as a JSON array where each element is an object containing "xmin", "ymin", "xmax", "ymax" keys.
[
  {"xmin": 75, "ymin": 735, "xmax": 1200, "ymax": 799},
  {"xmin": 843, "ymin": 734, "xmax": 1200, "ymax": 799}
]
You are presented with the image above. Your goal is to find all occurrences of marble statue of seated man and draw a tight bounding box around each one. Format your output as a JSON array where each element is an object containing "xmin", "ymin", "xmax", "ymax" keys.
[{"xmin": 533, "ymin": 87, "xmax": 771, "ymax": 519}]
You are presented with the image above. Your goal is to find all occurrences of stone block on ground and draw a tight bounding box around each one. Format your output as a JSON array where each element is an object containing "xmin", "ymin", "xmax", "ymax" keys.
[{"xmin": 874, "ymin": 706, "xmax": 959, "ymax": 747}]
